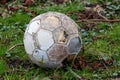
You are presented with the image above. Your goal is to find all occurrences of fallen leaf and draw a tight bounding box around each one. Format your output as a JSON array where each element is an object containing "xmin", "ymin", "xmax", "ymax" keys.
[
  {"xmin": 0, "ymin": 0, "xmax": 6, "ymax": 4},
  {"xmin": 2, "ymin": 12, "xmax": 8, "ymax": 18},
  {"xmin": 93, "ymin": 5, "xmax": 103, "ymax": 13},
  {"xmin": 64, "ymin": 0, "xmax": 69, "ymax": 2},
  {"xmin": 6, "ymin": 6, "xmax": 11, "ymax": 11},
  {"xmin": 23, "ymin": 7, "xmax": 29, "ymax": 12},
  {"xmin": 79, "ymin": 54, "xmax": 85, "ymax": 69},
  {"xmin": 24, "ymin": 0, "xmax": 35, "ymax": 6},
  {"xmin": 17, "ymin": 5, "xmax": 24, "ymax": 8}
]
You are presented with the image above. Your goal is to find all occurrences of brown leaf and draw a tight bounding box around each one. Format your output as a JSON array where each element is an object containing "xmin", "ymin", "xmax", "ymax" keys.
[
  {"xmin": 0, "ymin": 0, "xmax": 6, "ymax": 4},
  {"xmin": 93, "ymin": 5, "xmax": 103, "ymax": 13},
  {"xmin": 24, "ymin": 0, "xmax": 35, "ymax": 6},
  {"xmin": 17, "ymin": 5, "xmax": 24, "ymax": 9},
  {"xmin": 64, "ymin": 0, "xmax": 69, "ymax": 2},
  {"xmin": 2, "ymin": 12, "xmax": 8, "ymax": 18},
  {"xmin": 79, "ymin": 54, "xmax": 85, "ymax": 69},
  {"xmin": 12, "ymin": 6, "xmax": 19, "ymax": 11},
  {"xmin": 23, "ymin": 7, "xmax": 29, "ymax": 12},
  {"xmin": 6, "ymin": 6, "xmax": 11, "ymax": 11}
]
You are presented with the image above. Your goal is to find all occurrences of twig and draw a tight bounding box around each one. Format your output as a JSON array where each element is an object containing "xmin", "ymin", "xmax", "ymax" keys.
[
  {"xmin": 98, "ymin": 12, "xmax": 108, "ymax": 21},
  {"xmin": 97, "ymin": 12, "xmax": 113, "ymax": 28},
  {"xmin": 7, "ymin": 43, "xmax": 24, "ymax": 52},
  {"xmin": 69, "ymin": 68, "xmax": 83, "ymax": 80},
  {"xmin": 78, "ymin": 19, "xmax": 120, "ymax": 22}
]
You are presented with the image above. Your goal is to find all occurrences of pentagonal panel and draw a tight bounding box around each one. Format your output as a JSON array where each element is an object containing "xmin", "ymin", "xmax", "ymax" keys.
[
  {"xmin": 32, "ymin": 49, "xmax": 49, "ymax": 63},
  {"xmin": 62, "ymin": 17, "xmax": 78, "ymax": 34},
  {"xmin": 27, "ymin": 20, "xmax": 41, "ymax": 35},
  {"xmin": 67, "ymin": 37, "xmax": 81, "ymax": 54},
  {"xmin": 24, "ymin": 33, "xmax": 35, "ymax": 55},
  {"xmin": 41, "ymin": 16, "xmax": 61, "ymax": 31},
  {"xmin": 53, "ymin": 27, "xmax": 68, "ymax": 44},
  {"xmin": 47, "ymin": 44, "xmax": 68, "ymax": 62},
  {"xmin": 36, "ymin": 29, "xmax": 54, "ymax": 51}
]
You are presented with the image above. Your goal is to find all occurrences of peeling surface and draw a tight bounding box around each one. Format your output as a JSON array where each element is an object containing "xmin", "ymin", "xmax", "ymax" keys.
[
  {"xmin": 53, "ymin": 27, "xmax": 68, "ymax": 44},
  {"xmin": 24, "ymin": 33, "xmax": 35, "ymax": 55},
  {"xmin": 41, "ymin": 16, "xmax": 61, "ymax": 31},
  {"xmin": 28, "ymin": 20, "xmax": 41, "ymax": 34},
  {"xmin": 36, "ymin": 29, "xmax": 54, "ymax": 51},
  {"xmin": 47, "ymin": 44, "xmax": 68, "ymax": 62}
]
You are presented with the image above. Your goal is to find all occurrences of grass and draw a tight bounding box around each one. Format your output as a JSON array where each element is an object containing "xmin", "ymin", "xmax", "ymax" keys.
[{"xmin": 0, "ymin": 1, "xmax": 120, "ymax": 80}]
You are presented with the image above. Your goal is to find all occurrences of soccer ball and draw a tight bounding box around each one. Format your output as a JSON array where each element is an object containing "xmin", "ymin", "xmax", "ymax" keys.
[{"xmin": 24, "ymin": 12, "xmax": 82, "ymax": 68}]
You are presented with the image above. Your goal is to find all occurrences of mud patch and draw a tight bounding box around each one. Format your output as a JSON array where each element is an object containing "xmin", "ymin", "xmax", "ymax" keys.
[
  {"xmin": 73, "ymin": 55, "xmax": 114, "ymax": 71},
  {"xmin": 6, "ymin": 57, "xmax": 33, "ymax": 69}
]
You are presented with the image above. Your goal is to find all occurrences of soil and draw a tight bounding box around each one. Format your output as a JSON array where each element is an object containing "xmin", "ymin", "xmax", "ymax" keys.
[{"xmin": 6, "ymin": 57, "xmax": 33, "ymax": 69}]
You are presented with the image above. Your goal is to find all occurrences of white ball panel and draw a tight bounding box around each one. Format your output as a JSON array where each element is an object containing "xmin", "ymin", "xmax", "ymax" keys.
[
  {"xmin": 24, "ymin": 34, "xmax": 35, "ymax": 55},
  {"xmin": 33, "ymin": 49, "xmax": 49, "ymax": 62},
  {"xmin": 28, "ymin": 20, "xmax": 40, "ymax": 34},
  {"xmin": 36, "ymin": 29, "xmax": 54, "ymax": 51}
]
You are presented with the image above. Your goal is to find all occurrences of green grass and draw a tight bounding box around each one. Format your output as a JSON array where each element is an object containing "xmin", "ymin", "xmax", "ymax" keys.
[{"xmin": 0, "ymin": 1, "xmax": 120, "ymax": 80}]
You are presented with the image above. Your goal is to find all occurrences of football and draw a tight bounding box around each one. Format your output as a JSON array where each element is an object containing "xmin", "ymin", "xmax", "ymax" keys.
[{"xmin": 23, "ymin": 12, "xmax": 82, "ymax": 68}]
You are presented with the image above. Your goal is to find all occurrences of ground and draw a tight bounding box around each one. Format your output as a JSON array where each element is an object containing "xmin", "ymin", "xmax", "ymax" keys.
[{"xmin": 0, "ymin": 0, "xmax": 120, "ymax": 80}]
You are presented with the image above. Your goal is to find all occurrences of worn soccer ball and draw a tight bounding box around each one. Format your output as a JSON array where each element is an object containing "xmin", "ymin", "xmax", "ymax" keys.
[{"xmin": 24, "ymin": 12, "xmax": 82, "ymax": 68}]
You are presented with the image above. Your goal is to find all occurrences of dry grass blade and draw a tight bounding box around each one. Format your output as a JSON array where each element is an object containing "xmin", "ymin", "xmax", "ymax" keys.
[
  {"xmin": 7, "ymin": 43, "xmax": 24, "ymax": 52},
  {"xmin": 69, "ymin": 68, "xmax": 83, "ymax": 80},
  {"xmin": 79, "ymin": 19, "xmax": 120, "ymax": 22}
]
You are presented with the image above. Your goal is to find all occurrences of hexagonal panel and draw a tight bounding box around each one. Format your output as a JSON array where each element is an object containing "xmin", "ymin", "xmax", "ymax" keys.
[
  {"xmin": 62, "ymin": 17, "xmax": 78, "ymax": 34},
  {"xmin": 47, "ymin": 44, "xmax": 68, "ymax": 62},
  {"xmin": 67, "ymin": 37, "xmax": 81, "ymax": 54},
  {"xmin": 32, "ymin": 49, "xmax": 49, "ymax": 63},
  {"xmin": 28, "ymin": 20, "xmax": 41, "ymax": 35},
  {"xmin": 41, "ymin": 16, "xmax": 61, "ymax": 31},
  {"xmin": 53, "ymin": 27, "xmax": 68, "ymax": 44},
  {"xmin": 36, "ymin": 29, "xmax": 54, "ymax": 51},
  {"xmin": 24, "ymin": 33, "xmax": 35, "ymax": 55},
  {"xmin": 41, "ymin": 61, "xmax": 62, "ymax": 68}
]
